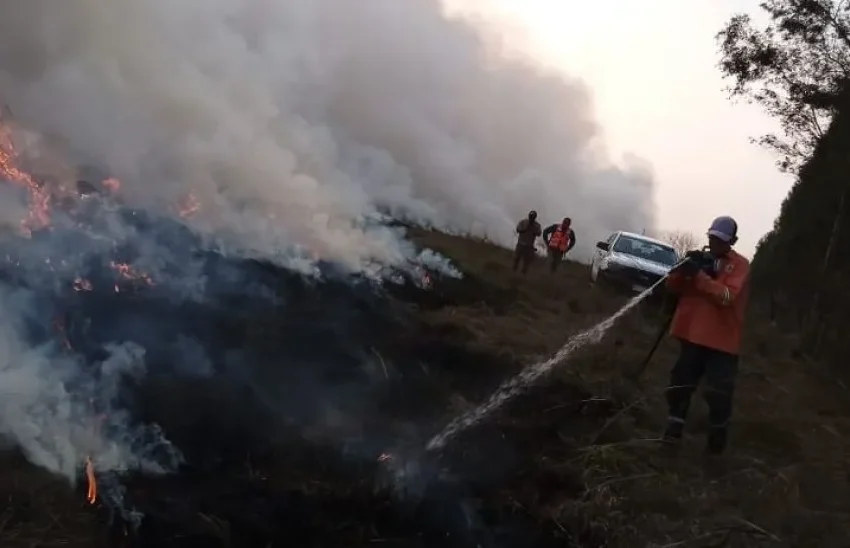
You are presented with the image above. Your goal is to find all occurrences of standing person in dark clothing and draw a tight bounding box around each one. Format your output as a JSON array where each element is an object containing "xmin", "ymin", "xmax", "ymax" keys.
[
  {"xmin": 542, "ymin": 217, "xmax": 576, "ymax": 273},
  {"xmin": 513, "ymin": 210, "xmax": 542, "ymax": 274},
  {"xmin": 662, "ymin": 216, "xmax": 750, "ymax": 455}
]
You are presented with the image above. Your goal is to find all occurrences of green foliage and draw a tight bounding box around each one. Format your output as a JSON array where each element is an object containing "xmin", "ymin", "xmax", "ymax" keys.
[
  {"xmin": 717, "ymin": 0, "xmax": 850, "ymax": 172},
  {"xmin": 721, "ymin": 1, "xmax": 850, "ymax": 362}
]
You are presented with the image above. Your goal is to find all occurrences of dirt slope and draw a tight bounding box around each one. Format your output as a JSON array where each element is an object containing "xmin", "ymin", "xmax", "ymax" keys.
[{"xmin": 1, "ymin": 228, "xmax": 849, "ymax": 548}]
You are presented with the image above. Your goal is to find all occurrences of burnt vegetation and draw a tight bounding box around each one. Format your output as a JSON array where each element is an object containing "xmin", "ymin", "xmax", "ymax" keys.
[
  {"xmin": 0, "ymin": 202, "xmax": 633, "ymax": 548},
  {"xmin": 0, "ymin": 204, "xmax": 848, "ymax": 547},
  {"xmin": 0, "ymin": 1, "xmax": 850, "ymax": 545}
]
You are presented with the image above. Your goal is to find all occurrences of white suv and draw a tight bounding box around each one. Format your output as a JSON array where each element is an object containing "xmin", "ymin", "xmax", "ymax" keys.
[{"xmin": 591, "ymin": 231, "xmax": 679, "ymax": 293}]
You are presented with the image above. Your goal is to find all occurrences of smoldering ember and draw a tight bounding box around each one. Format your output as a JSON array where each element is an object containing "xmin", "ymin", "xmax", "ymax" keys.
[{"xmin": 0, "ymin": 119, "xmax": 610, "ymax": 548}]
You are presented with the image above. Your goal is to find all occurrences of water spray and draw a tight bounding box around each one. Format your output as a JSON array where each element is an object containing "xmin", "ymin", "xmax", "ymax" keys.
[
  {"xmin": 425, "ymin": 273, "xmax": 673, "ymax": 452},
  {"xmin": 379, "ymin": 258, "xmax": 701, "ymax": 495},
  {"xmin": 424, "ymin": 251, "xmax": 713, "ymax": 452}
]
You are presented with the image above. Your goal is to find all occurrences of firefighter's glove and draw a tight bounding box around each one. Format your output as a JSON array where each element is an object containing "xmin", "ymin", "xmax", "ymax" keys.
[
  {"xmin": 684, "ymin": 249, "xmax": 717, "ymax": 278},
  {"xmin": 673, "ymin": 257, "xmax": 699, "ymax": 276},
  {"xmin": 670, "ymin": 250, "xmax": 703, "ymax": 276},
  {"xmin": 684, "ymin": 249, "xmax": 706, "ymax": 262},
  {"xmin": 701, "ymin": 257, "xmax": 718, "ymax": 278}
]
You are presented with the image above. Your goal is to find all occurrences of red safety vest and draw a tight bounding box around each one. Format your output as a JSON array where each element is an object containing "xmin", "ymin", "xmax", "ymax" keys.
[{"xmin": 549, "ymin": 226, "xmax": 571, "ymax": 251}]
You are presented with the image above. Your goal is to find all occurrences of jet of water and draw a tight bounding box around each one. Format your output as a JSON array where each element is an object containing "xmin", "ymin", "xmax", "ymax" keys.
[{"xmin": 425, "ymin": 276, "xmax": 668, "ymax": 452}]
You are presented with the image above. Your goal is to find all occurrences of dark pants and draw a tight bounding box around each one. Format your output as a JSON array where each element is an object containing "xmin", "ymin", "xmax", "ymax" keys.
[
  {"xmin": 666, "ymin": 340, "xmax": 738, "ymax": 437},
  {"xmin": 547, "ymin": 248, "xmax": 564, "ymax": 272},
  {"xmin": 513, "ymin": 244, "xmax": 535, "ymax": 273}
]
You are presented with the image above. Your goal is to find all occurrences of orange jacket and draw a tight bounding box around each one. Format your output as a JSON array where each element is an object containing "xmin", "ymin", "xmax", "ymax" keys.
[{"xmin": 666, "ymin": 249, "xmax": 750, "ymax": 355}]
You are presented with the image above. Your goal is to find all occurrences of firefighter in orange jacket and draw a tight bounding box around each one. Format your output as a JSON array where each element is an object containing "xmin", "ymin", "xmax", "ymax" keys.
[{"xmin": 662, "ymin": 216, "xmax": 750, "ymax": 455}]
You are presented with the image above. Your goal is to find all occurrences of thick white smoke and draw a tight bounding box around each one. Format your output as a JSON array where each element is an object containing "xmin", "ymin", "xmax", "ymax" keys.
[
  {"xmin": 0, "ymin": 0, "xmax": 655, "ymax": 270},
  {"xmin": 0, "ymin": 0, "xmax": 659, "ymax": 503},
  {"xmin": 0, "ymin": 287, "xmax": 181, "ymax": 482}
]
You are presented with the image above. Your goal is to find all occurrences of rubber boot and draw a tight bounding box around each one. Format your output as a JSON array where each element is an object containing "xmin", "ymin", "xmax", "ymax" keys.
[
  {"xmin": 705, "ymin": 427, "xmax": 728, "ymax": 456},
  {"xmin": 661, "ymin": 420, "xmax": 684, "ymax": 445}
]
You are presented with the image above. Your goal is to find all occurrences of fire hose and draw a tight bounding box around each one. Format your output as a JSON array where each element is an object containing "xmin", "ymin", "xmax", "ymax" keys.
[
  {"xmin": 628, "ymin": 250, "xmax": 710, "ymax": 380},
  {"xmin": 628, "ymin": 304, "xmax": 674, "ymax": 380}
]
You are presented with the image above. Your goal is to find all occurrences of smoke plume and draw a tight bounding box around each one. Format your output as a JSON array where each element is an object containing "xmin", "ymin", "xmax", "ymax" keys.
[
  {"xmin": 0, "ymin": 0, "xmax": 656, "ymax": 269},
  {"xmin": 0, "ymin": 0, "xmax": 659, "ymax": 505},
  {"xmin": 0, "ymin": 286, "xmax": 181, "ymax": 483}
]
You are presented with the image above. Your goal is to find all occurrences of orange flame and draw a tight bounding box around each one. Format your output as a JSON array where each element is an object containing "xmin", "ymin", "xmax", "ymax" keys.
[
  {"xmin": 83, "ymin": 407, "xmax": 108, "ymax": 506},
  {"xmin": 85, "ymin": 456, "xmax": 97, "ymax": 504},
  {"xmin": 102, "ymin": 177, "xmax": 121, "ymax": 194},
  {"xmin": 109, "ymin": 261, "xmax": 153, "ymax": 286},
  {"xmin": 178, "ymin": 193, "xmax": 201, "ymax": 218},
  {"xmin": 0, "ymin": 123, "xmax": 51, "ymax": 234},
  {"xmin": 73, "ymin": 278, "xmax": 93, "ymax": 292},
  {"xmin": 51, "ymin": 316, "xmax": 72, "ymax": 351}
]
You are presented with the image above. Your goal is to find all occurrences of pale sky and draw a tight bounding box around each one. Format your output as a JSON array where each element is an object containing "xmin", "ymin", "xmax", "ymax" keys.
[{"xmin": 454, "ymin": 0, "xmax": 792, "ymax": 257}]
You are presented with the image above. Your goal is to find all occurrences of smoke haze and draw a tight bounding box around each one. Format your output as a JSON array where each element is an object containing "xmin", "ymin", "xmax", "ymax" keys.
[
  {"xmin": 0, "ymin": 0, "xmax": 656, "ymax": 268},
  {"xmin": 0, "ymin": 0, "xmax": 658, "ymax": 498},
  {"xmin": 0, "ymin": 287, "xmax": 181, "ymax": 482}
]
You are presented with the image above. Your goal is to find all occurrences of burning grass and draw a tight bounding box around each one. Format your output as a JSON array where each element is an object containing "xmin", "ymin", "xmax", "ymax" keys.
[
  {"xmin": 0, "ymin": 136, "xmax": 848, "ymax": 546},
  {"xmin": 0, "ymin": 222, "xmax": 850, "ymax": 548}
]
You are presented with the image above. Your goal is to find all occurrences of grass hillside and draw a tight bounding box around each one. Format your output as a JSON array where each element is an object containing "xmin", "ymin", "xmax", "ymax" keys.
[
  {"xmin": 404, "ymin": 228, "xmax": 850, "ymax": 547},
  {"xmin": 1, "ymin": 227, "xmax": 848, "ymax": 547}
]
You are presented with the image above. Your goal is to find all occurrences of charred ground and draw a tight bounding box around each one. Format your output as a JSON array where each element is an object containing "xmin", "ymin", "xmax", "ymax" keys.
[{"xmin": 0, "ymin": 224, "xmax": 849, "ymax": 548}]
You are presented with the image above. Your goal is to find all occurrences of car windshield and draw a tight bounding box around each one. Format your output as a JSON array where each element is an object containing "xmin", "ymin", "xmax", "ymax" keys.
[{"xmin": 612, "ymin": 235, "xmax": 678, "ymax": 266}]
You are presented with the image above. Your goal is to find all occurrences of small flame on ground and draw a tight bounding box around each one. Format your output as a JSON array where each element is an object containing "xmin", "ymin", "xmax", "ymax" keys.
[
  {"xmin": 85, "ymin": 456, "xmax": 97, "ymax": 505},
  {"xmin": 110, "ymin": 262, "xmax": 154, "ymax": 285},
  {"xmin": 83, "ymin": 406, "xmax": 109, "ymax": 506},
  {"xmin": 52, "ymin": 316, "xmax": 72, "ymax": 351},
  {"xmin": 102, "ymin": 177, "xmax": 121, "ymax": 194},
  {"xmin": 178, "ymin": 193, "xmax": 201, "ymax": 218},
  {"xmin": 0, "ymin": 121, "xmax": 51, "ymax": 234},
  {"xmin": 74, "ymin": 278, "xmax": 93, "ymax": 292}
]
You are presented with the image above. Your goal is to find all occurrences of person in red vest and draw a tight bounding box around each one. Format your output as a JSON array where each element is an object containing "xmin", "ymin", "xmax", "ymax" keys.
[
  {"xmin": 542, "ymin": 217, "xmax": 576, "ymax": 273},
  {"xmin": 662, "ymin": 216, "xmax": 750, "ymax": 455}
]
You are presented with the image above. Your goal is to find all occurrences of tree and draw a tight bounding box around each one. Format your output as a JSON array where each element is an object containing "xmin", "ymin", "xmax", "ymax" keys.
[
  {"xmin": 748, "ymin": 83, "xmax": 850, "ymax": 363},
  {"xmin": 659, "ymin": 230, "xmax": 700, "ymax": 258},
  {"xmin": 717, "ymin": 0, "xmax": 850, "ymax": 172}
]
